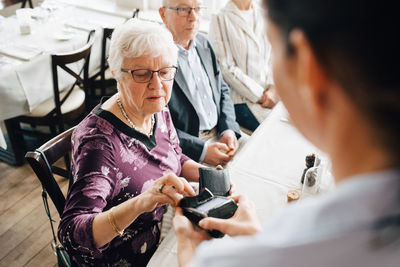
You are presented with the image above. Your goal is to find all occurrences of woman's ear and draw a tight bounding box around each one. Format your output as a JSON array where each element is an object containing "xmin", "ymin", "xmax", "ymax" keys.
[{"xmin": 289, "ymin": 29, "xmax": 330, "ymax": 116}]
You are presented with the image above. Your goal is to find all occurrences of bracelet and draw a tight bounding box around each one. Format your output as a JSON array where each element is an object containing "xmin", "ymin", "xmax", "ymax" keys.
[{"xmin": 108, "ymin": 207, "xmax": 124, "ymax": 236}]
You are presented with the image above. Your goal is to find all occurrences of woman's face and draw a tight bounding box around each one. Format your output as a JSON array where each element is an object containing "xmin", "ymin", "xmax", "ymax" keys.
[
  {"xmin": 118, "ymin": 55, "xmax": 175, "ymax": 117},
  {"xmin": 266, "ymin": 18, "xmax": 319, "ymax": 146}
]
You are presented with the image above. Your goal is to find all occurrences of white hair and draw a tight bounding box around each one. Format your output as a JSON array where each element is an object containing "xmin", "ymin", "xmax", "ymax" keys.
[{"xmin": 108, "ymin": 19, "xmax": 178, "ymax": 80}]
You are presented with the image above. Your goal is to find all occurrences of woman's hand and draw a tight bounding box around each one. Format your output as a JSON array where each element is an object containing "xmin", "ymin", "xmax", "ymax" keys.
[
  {"xmin": 139, "ymin": 173, "xmax": 196, "ymax": 213},
  {"xmin": 259, "ymin": 85, "xmax": 279, "ymax": 108},
  {"xmin": 198, "ymin": 194, "xmax": 261, "ymax": 237}
]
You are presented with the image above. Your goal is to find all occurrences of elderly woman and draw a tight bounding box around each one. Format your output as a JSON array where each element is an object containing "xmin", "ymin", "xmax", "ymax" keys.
[
  {"xmin": 58, "ymin": 19, "xmax": 203, "ymax": 266},
  {"xmin": 174, "ymin": 0, "xmax": 400, "ymax": 266},
  {"xmin": 209, "ymin": 0, "xmax": 279, "ymax": 133}
]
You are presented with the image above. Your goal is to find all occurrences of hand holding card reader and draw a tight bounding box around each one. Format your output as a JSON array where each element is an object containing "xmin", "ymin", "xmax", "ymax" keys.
[{"xmin": 179, "ymin": 188, "xmax": 238, "ymax": 238}]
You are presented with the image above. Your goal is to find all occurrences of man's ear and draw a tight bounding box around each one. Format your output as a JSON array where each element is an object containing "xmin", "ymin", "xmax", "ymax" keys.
[
  {"xmin": 159, "ymin": 7, "xmax": 167, "ymax": 24},
  {"xmin": 289, "ymin": 29, "xmax": 331, "ymax": 115}
]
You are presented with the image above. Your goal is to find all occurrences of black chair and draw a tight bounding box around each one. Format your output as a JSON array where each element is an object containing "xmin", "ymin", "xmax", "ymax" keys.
[
  {"xmin": 25, "ymin": 126, "xmax": 75, "ymax": 216},
  {"xmin": 21, "ymin": 0, "xmax": 33, "ymax": 8},
  {"xmin": 6, "ymin": 32, "xmax": 95, "ymax": 167},
  {"xmin": 25, "ymin": 126, "xmax": 75, "ymax": 266},
  {"xmin": 88, "ymin": 8, "xmax": 140, "ymax": 101},
  {"xmin": 88, "ymin": 27, "xmax": 117, "ymax": 99}
]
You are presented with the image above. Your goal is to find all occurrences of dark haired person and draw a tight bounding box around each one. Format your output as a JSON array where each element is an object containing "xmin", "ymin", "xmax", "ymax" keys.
[{"xmin": 173, "ymin": 0, "xmax": 400, "ymax": 266}]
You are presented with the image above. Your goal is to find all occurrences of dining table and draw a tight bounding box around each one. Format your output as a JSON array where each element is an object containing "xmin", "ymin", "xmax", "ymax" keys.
[
  {"xmin": 0, "ymin": 0, "xmax": 131, "ymax": 164},
  {"xmin": 147, "ymin": 102, "xmax": 335, "ymax": 267}
]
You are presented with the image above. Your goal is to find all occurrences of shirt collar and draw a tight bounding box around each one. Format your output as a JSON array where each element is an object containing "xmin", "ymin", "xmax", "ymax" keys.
[{"xmin": 176, "ymin": 40, "xmax": 196, "ymax": 55}]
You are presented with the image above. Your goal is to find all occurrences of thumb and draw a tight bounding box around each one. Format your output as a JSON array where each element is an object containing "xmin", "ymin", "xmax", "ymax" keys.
[
  {"xmin": 198, "ymin": 217, "xmax": 230, "ymax": 232},
  {"xmin": 228, "ymin": 139, "xmax": 235, "ymax": 150},
  {"xmin": 215, "ymin": 142, "xmax": 229, "ymax": 152}
]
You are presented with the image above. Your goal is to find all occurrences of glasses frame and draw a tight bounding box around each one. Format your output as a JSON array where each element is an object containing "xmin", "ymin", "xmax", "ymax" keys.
[
  {"xmin": 120, "ymin": 66, "xmax": 178, "ymax": 83},
  {"xmin": 163, "ymin": 6, "xmax": 206, "ymax": 17}
]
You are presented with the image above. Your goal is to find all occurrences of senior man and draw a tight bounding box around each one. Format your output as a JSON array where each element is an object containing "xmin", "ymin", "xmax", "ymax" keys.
[{"xmin": 159, "ymin": 0, "xmax": 243, "ymax": 166}]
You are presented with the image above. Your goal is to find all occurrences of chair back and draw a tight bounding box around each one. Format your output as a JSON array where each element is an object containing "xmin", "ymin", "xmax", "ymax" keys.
[
  {"xmin": 25, "ymin": 126, "xmax": 76, "ymax": 216},
  {"xmin": 21, "ymin": 0, "xmax": 33, "ymax": 8},
  {"xmin": 51, "ymin": 34, "xmax": 95, "ymax": 132},
  {"xmin": 92, "ymin": 9, "xmax": 140, "ymax": 96},
  {"xmin": 98, "ymin": 27, "xmax": 115, "ymax": 94}
]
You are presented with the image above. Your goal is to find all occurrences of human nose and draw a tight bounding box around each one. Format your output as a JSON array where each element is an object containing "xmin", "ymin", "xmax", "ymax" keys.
[
  {"xmin": 148, "ymin": 71, "xmax": 162, "ymax": 89},
  {"xmin": 187, "ymin": 8, "xmax": 198, "ymax": 20}
]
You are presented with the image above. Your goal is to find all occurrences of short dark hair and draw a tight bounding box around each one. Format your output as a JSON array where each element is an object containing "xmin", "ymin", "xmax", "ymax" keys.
[
  {"xmin": 264, "ymin": 0, "xmax": 400, "ymax": 162},
  {"xmin": 264, "ymin": 0, "xmax": 400, "ymax": 241}
]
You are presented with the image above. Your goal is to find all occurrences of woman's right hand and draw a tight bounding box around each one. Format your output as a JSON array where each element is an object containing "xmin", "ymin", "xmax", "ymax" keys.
[{"xmin": 139, "ymin": 173, "xmax": 196, "ymax": 213}]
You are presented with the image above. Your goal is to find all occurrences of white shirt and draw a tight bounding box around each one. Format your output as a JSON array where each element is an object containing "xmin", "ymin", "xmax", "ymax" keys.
[
  {"xmin": 188, "ymin": 169, "xmax": 400, "ymax": 267},
  {"xmin": 209, "ymin": 1, "xmax": 274, "ymax": 123}
]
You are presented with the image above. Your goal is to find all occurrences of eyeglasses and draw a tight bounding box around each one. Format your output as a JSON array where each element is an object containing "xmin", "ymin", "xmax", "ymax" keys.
[
  {"xmin": 121, "ymin": 66, "xmax": 178, "ymax": 83},
  {"xmin": 164, "ymin": 6, "xmax": 206, "ymax": 17}
]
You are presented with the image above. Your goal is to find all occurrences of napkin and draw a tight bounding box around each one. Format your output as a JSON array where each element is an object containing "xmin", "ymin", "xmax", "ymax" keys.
[
  {"xmin": 0, "ymin": 44, "xmax": 42, "ymax": 61},
  {"xmin": 64, "ymin": 21, "xmax": 96, "ymax": 32}
]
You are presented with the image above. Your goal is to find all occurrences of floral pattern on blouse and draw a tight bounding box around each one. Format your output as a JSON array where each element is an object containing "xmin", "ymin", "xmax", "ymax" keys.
[{"xmin": 58, "ymin": 105, "xmax": 190, "ymax": 266}]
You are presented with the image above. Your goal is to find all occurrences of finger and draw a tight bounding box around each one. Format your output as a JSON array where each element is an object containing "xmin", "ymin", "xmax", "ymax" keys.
[
  {"xmin": 215, "ymin": 142, "xmax": 230, "ymax": 152},
  {"xmin": 173, "ymin": 207, "xmax": 193, "ymax": 233},
  {"xmin": 217, "ymin": 152, "xmax": 231, "ymax": 163},
  {"xmin": 161, "ymin": 173, "xmax": 185, "ymax": 194},
  {"xmin": 175, "ymin": 207, "xmax": 184, "ymax": 216},
  {"xmin": 154, "ymin": 193, "xmax": 177, "ymax": 207},
  {"xmin": 179, "ymin": 177, "xmax": 196, "ymax": 196},
  {"xmin": 229, "ymin": 194, "xmax": 246, "ymax": 203},
  {"xmin": 233, "ymin": 138, "xmax": 239, "ymax": 149},
  {"xmin": 216, "ymin": 165, "xmax": 224, "ymax": 170},
  {"xmin": 198, "ymin": 217, "xmax": 231, "ymax": 233},
  {"xmin": 162, "ymin": 186, "xmax": 184, "ymax": 206},
  {"xmin": 229, "ymin": 183, "xmax": 236, "ymax": 195}
]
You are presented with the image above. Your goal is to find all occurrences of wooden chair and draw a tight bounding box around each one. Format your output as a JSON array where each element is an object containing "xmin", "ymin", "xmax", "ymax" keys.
[
  {"xmin": 21, "ymin": 0, "xmax": 33, "ymax": 8},
  {"xmin": 25, "ymin": 126, "xmax": 75, "ymax": 216},
  {"xmin": 9, "ymin": 32, "xmax": 95, "ymax": 160}
]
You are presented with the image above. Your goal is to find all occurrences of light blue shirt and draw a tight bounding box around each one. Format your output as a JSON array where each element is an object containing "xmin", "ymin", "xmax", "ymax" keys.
[{"xmin": 176, "ymin": 41, "xmax": 218, "ymax": 132}]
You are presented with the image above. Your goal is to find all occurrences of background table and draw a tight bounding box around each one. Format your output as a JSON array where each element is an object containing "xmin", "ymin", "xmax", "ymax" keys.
[
  {"xmin": 0, "ymin": 0, "xmax": 128, "ymax": 162},
  {"xmin": 147, "ymin": 102, "xmax": 335, "ymax": 266}
]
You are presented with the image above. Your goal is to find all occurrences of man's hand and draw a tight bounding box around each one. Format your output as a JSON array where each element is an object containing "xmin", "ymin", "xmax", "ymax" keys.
[
  {"xmin": 219, "ymin": 130, "xmax": 238, "ymax": 158},
  {"xmin": 198, "ymin": 195, "xmax": 261, "ymax": 237},
  {"xmin": 204, "ymin": 142, "xmax": 231, "ymax": 166},
  {"xmin": 259, "ymin": 85, "xmax": 279, "ymax": 108}
]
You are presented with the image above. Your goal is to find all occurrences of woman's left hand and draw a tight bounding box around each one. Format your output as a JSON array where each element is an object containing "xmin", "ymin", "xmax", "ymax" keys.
[{"xmin": 139, "ymin": 173, "xmax": 196, "ymax": 213}]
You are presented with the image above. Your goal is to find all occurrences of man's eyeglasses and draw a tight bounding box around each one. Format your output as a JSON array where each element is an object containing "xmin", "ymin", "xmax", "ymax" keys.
[
  {"xmin": 164, "ymin": 6, "xmax": 206, "ymax": 17},
  {"xmin": 121, "ymin": 66, "xmax": 178, "ymax": 83}
]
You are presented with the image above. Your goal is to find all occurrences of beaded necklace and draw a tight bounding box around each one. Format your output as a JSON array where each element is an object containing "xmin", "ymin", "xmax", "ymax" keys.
[{"xmin": 116, "ymin": 93, "xmax": 155, "ymax": 138}]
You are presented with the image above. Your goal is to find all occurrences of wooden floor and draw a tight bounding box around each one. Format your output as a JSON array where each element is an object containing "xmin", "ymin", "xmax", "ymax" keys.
[
  {"xmin": 0, "ymin": 0, "xmax": 20, "ymax": 10},
  {"xmin": 0, "ymin": 160, "xmax": 68, "ymax": 267}
]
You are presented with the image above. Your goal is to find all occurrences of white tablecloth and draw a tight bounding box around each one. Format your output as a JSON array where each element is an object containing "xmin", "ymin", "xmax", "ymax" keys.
[
  {"xmin": 147, "ymin": 102, "xmax": 335, "ymax": 267},
  {"xmin": 0, "ymin": 3, "xmax": 126, "ymax": 121}
]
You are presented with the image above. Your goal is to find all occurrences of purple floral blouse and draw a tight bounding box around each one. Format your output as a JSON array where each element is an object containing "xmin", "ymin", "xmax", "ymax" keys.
[{"xmin": 58, "ymin": 104, "xmax": 190, "ymax": 266}]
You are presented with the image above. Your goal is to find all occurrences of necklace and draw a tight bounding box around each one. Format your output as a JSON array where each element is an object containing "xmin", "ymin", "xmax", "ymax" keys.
[{"xmin": 116, "ymin": 93, "xmax": 155, "ymax": 138}]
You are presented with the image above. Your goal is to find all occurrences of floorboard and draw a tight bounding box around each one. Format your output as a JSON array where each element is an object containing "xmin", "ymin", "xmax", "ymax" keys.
[{"xmin": 0, "ymin": 161, "xmax": 67, "ymax": 266}]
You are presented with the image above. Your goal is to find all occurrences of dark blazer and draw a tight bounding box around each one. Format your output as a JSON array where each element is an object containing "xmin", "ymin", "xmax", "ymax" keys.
[{"xmin": 168, "ymin": 33, "xmax": 241, "ymax": 161}]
